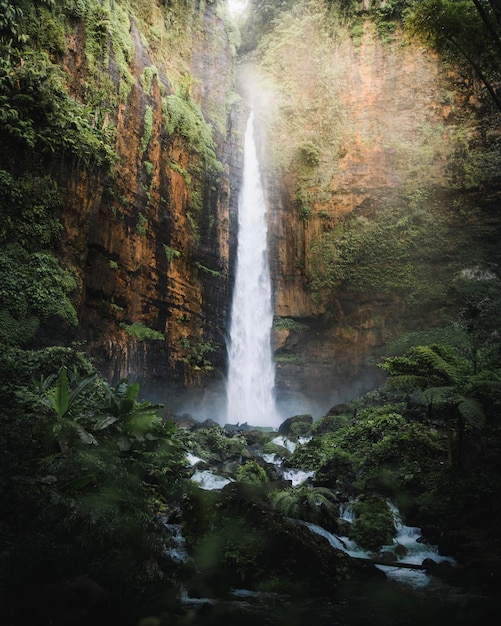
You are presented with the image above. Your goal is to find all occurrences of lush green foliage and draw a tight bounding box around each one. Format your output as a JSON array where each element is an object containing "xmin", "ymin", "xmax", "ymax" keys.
[
  {"xmin": 270, "ymin": 485, "xmax": 339, "ymax": 531},
  {"xmin": 291, "ymin": 407, "xmax": 443, "ymax": 496},
  {"xmin": 236, "ymin": 459, "xmax": 269, "ymax": 484},
  {"xmin": 0, "ymin": 244, "xmax": 78, "ymax": 344},
  {"xmin": 0, "ymin": 344, "xmax": 186, "ymax": 623},
  {"xmin": 179, "ymin": 425, "xmax": 247, "ymax": 463},
  {"xmin": 309, "ymin": 196, "xmax": 453, "ymax": 302},
  {"xmin": 165, "ymin": 92, "xmax": 223, "ymax": 176},
  {"xmin": 404, "ymin": 0, "xmax": 501, "ymax": 110},
  {"xmin": 120, "ymin": 321, "xmax": 165, "ymax": 342},
  {"xmin": 349, "ymin": 496, "xmax": 396, "ymax": 551},
  {"xmin": 0, "ymin": 49, "xmax": 116, "ymax": 165},
  {"xmin": 380, "ymin": 342, "xmax": 501, "ymax": 466}
]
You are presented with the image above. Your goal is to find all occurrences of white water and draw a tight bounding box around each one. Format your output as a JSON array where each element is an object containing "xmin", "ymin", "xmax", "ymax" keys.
[
  {"xmin": 226, "ymin": 113, "xmax": 280, "ymax": 428},
  {"xmin": 375, "ymin": 502, "xmax": 456, "ymax": 588},
  {"xmin": 305, "ymin": 501, "xmax": 456, "ymax": 589},
  {"xmin": 191, "ymin": 470, "xmax": 234, "ymax": 491}
]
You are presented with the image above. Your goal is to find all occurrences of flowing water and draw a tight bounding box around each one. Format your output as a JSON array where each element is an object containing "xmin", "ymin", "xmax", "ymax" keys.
[{"xmin": 226, "ymin": 113, "xmax": 281, "ymax": 428}]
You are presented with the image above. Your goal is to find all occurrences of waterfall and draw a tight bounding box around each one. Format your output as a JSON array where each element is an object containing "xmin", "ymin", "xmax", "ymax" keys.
[{"xmin": 225, "ymin": 112, "xmax": 280, "ymax": 428}]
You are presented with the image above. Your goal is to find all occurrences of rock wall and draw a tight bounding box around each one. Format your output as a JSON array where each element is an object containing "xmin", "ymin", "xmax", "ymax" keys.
[
  {"xmin": 55, "ymin": 1, "xmax": 242, "ymax": 402},
  {"xmin": 242, "ymin": 7, "xmax": 501, "ymax": 415}
]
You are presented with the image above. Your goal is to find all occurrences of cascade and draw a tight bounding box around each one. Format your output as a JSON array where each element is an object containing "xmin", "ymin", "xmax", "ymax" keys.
[{"xmin": 225, "ymin": 112, "xmax": 281, "ymax": 427}]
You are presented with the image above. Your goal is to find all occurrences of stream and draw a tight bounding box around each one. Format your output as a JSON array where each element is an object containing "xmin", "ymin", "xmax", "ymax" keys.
[{"xmin": 177, "ymin": 436, "xmax": 496, "ymax": 625}]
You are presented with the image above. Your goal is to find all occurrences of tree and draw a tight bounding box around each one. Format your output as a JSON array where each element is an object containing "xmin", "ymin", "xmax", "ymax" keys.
[
  {"xmin": 404, "ymin": 0, "xmax": 501, "ymax": 110},
  {"xmin": 380, "ymin": 344, "xmax": 501, "ymax": 466}
]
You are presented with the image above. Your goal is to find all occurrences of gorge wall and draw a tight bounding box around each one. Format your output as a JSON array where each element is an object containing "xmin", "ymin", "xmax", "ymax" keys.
[
  {"xmin": 2, "ymin": 0, "xmax": 500, "ymax": 420},
  {"xmin": 50, "ymin": 0, "xmax": 242, "ymax": 405},
  {"xmin": 239, "ymin": 0, "xmax": 501, "ymax": 414}
]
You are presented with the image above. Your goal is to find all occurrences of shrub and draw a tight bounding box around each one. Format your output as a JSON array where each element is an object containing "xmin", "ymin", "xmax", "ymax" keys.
[
  {"xmin": 236, "ymin": 460, "xmax": 269, "ymax": 485},
  {"xmin": 349, "ymin": 496, "xmax": 396, "ymax": 551}
]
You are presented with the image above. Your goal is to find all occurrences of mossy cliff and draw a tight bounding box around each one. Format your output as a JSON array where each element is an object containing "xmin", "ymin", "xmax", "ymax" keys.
[
  {"xmin": 0, "ymin": 0, "xmax": 241, "ymax": 398},
  {"xmin": 2, "ymin": 0, "xmax": 501, "ymax": 413},
  {"xmin": 238, "ymin": 0, "xmax": 501, "ymax": 411}
]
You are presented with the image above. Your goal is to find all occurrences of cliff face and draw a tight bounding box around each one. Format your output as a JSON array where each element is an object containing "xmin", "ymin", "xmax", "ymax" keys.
[
  {"xmin": 4, "ymin": 1, "xmax": 500, "ymax": 418},
  {"xmin": 53, "ymin": 0, "xmax": 241, "ymax": 401},
  {"xmin": 241, "ymin": 2, "xmax": 501, "ymax": 413}
]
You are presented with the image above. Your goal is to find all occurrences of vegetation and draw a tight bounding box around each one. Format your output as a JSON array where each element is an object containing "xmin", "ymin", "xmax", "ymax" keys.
[
  {"xmin": 0, "ymin": 344, "xmax": 186, "ymax": 624},
  {"xmin": 404, "ymin": 0, "xmax": 501, "ymax": 111},
  {"xmin": 120, "ymin": 322, "xmax": 165, "ymax": 342},
  {"xmin": 0, "ymin": 1, "xmax": 500, "ymax": 622},
  {"xmin": 349, "ymin": 496, "xmax": 396, "ymax": 551}
]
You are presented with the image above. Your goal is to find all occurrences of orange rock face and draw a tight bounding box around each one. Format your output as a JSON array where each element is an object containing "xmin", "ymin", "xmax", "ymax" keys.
[
  {"xmin": 55, "ymin": 2, "xmax": 239, "ymax": 401},
  {"xmin": 255, "ymin": 21, "xmax": 500, "ymax": 414}
]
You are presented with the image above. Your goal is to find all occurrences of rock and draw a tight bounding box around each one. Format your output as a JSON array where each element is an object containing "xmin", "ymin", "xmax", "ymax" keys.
[
  {"xmin": 197, "ymin": 418, "xmax": 221, "ymax": 431},
  {"xmin": 278, "ymin": 414, "xmax": 313, "ymax": 436},
  {"xmin": 327, "ymin": 403, "xmax": 351, "ymax": 416},
  {"xmin": 394, "ymin": 543, "xmax": 408, "ymax": 558},
  {"xmin": 174, "ymin": 413, "xmax": 198, "ymax": 430}
]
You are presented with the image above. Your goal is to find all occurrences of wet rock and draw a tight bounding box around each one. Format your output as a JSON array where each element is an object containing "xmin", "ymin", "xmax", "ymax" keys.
[
  {"xmin": 278, "ymin": 414, "xmax": 313, "ymax": 436},
  {"xmin": 327, "ymin": 403, "xmax": 351, "ymax": 416},
  {"xmin": 394, "ymin": 543, "xmax": 409, "ymax": 558}
]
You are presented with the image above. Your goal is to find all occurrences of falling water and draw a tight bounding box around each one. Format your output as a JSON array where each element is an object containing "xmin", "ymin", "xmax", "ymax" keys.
[{"xmin": 226, "ymin": 112, "xmax": 280, "ymax": 428}]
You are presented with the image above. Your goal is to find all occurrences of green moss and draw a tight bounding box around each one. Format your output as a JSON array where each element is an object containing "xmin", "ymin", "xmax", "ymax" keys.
[
  {"xmin": 274, "ymin": 353, "xmax": 301, "ymax": 363},
  {"xmin": 236, "ymin": 460, "xmax": 269, "ymax": 485},
  {"xmin": 141, "ymin": 105, "xmax": 153, "ymax": 153},
  {"xmin": 163, "ymin": 245, "xmax": 181, "ymax": 262},
  {"xmin": 139, "ymin": 65, "xmax": 158, "ymax": 95},
  {"xmin": 120, "ymin": 322, "xmax": 164, "ymax": 341},
  {"xmin": 195, "ymin": 261, "xmax": 221, "ymax": 278},
  {"xmin": 63, "ymin": 0, "xmax": 93, "ymax": 20},
  {"xmin": 83, "ymin": 0, "xmax": 134, "ymax": 105},
  {"xmin": 308, "ymin": 195, "xmax": 462, "ymax": 310},
  {"xmin": 349, "ymin": 496, "xmax": 396, "ymax": 551},
  {"xmin": 26, "ymin": 6, "xmax": 66, "ymax": 55},
  {"xmin": 0, "ymin": 244, "xmax": 78, "ymax": 335},
  {"xmin": 273, "ymin": 317, "xmax": 309, "ymax": 332},
  {"xmin": 164, "ymin": 93, "xmax": 223, "ymax": 175},
  {"xmin": 0, "ymin": 51, "xmax": 117, "ymax": 165},
  {"xmin": 136, "ymin": 212, "xmax": 148, "ymax": 236}
]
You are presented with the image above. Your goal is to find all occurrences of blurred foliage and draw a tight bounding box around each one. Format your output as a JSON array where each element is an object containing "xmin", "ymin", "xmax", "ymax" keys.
[{"xmin": 0, "ymin": 344, "xmax": 186, "ymax": 624}]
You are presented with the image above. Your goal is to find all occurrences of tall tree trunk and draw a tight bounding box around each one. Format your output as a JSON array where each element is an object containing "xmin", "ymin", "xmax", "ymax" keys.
[{"xmin": 472, "ymin": 0, "xmax": 501, "ymax": 56}]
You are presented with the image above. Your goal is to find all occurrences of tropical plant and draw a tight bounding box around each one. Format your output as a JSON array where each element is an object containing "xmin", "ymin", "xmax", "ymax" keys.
[
  {"xmin": 380, "ymin": 344, "xmax": 501, "ymax": 466},
  {"xmin": 32, "ymin": 366, "xmax": 98, "ymax": 451},
  {"xmin": 269, "ymin": 485, "xmax": 339, "ymax": 531},
  {"xmin": 93, "ymin": 378, "xmax": 165, "ymax": 450},
  {"xmin": 236, "ymin": 460, "xmax": 269, "ymax": 484}
]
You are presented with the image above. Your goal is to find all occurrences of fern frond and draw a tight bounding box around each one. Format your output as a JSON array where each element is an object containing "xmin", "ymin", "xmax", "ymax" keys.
[
  {"xmin": 457, "ymin": 397, "xmax": 485, "ymax": 428},
  {"xmin": 385, "ymin": 374, "xmax": 429, "ymax": 389},
  {"xmin": 420, "ymin": 385, "xmax": 455, "ymax": 406},
  {"xmin": 412, "ymin": 345, "xmax": 459, "ymax": 383}
]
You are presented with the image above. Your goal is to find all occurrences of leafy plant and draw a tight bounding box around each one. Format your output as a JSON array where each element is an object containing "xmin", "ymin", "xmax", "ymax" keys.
[
  {"xmin": 236, "ymin": 460, "xmax": 269, "ymax": 484},
  {"xmin": 270, "ymin": 485, "xmax": 339, "ymax": 531},
  {"xmin": 380, "ymin": 344, "xmax": 501, "ymax": 466},
  {"xmin": 349, "ymin": 496, "xmax": 396, "ymax": 551},
  {"xmin": 120, "ymin": 321, "xmax": 164, "ymax": 341}
]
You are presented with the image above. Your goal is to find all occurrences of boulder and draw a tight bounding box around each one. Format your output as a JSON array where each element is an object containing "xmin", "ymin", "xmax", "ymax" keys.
[{"xmin": 278, "ymin": 414, "xmax": 313, "ymax": 436}]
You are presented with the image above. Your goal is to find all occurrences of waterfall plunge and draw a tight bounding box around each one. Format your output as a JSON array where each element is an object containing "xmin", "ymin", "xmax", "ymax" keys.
[{"xmin": 226, "ymin": 113, "xmax": 281, "ymax": 428}]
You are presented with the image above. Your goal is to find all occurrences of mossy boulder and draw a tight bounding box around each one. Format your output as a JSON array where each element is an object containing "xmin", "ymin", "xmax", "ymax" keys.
[
  {"xmin": 349, "ymin": 496, "xmax": 396, "ymax": 551},
  {"xmin": 278, "ymin": 414, "xmax": 313, "ymax": 436},
  {"xmin": 182, "ymin": 483, "xmax": 381, "ymax": 599}
]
